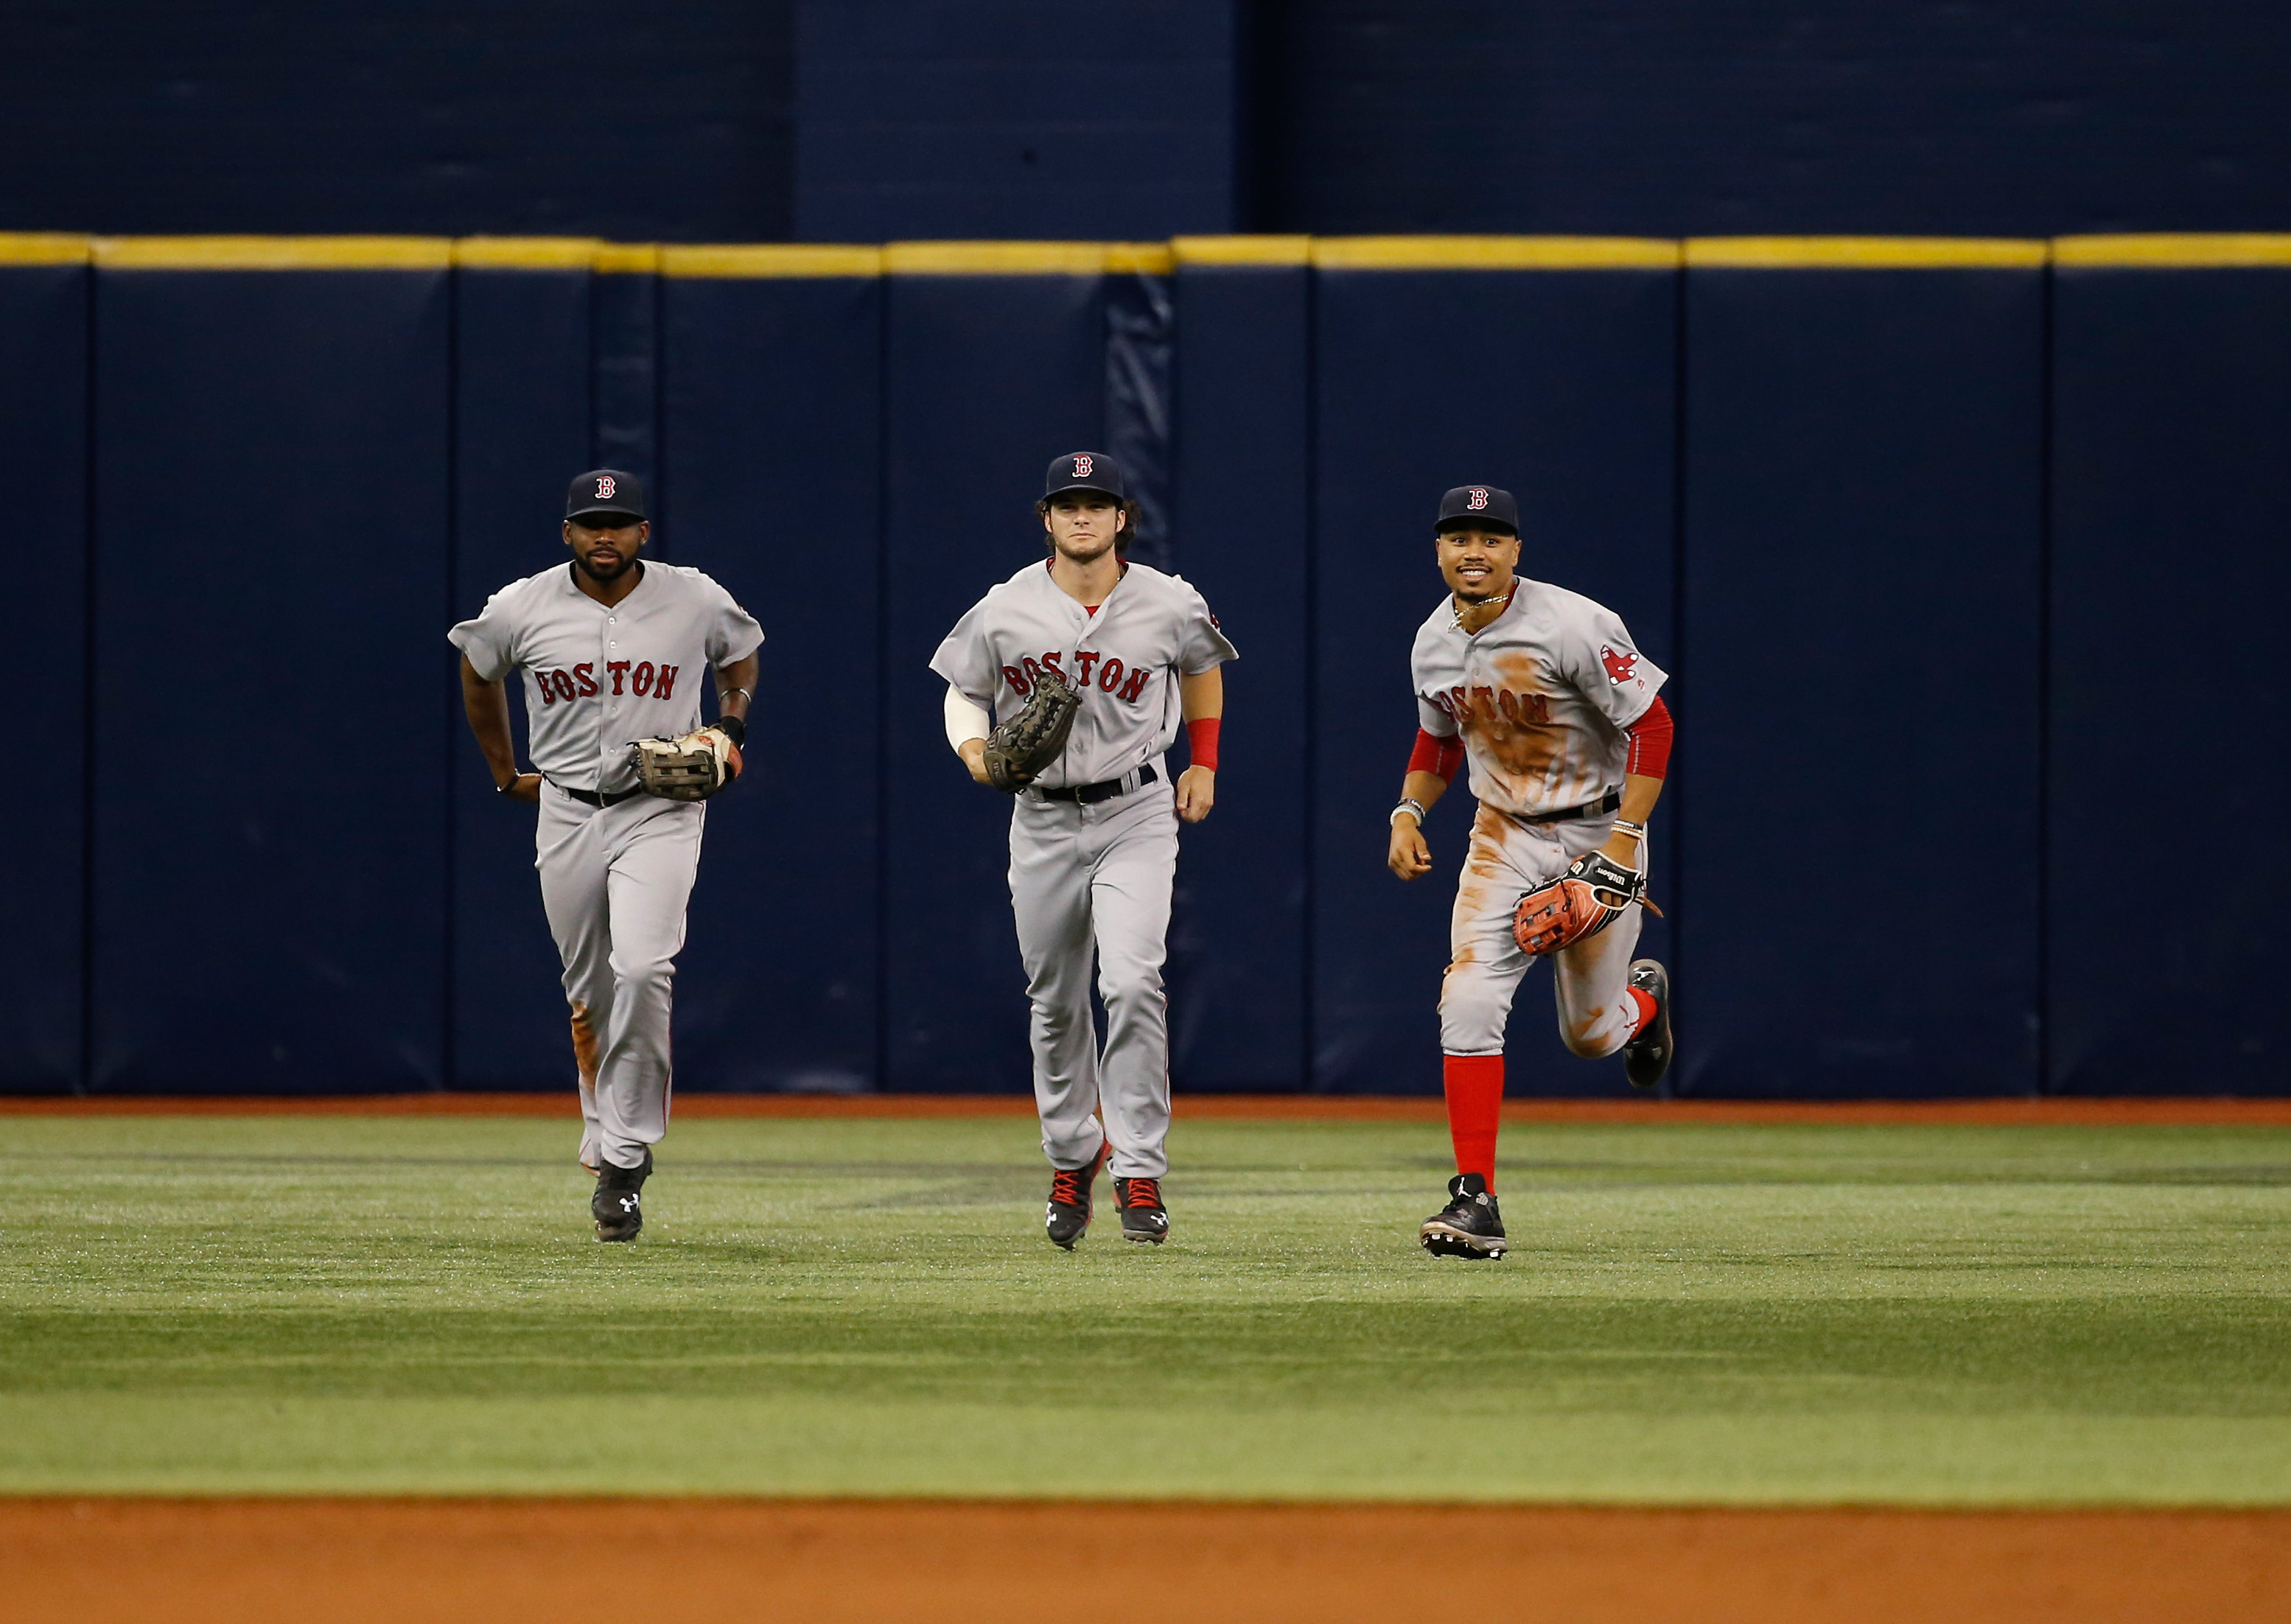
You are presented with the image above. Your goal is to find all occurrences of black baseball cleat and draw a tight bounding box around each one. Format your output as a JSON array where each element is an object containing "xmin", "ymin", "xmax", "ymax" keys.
[
  {"xmin": 1623, "ymin": 959, "xmax": 1674, "ymax": 1091},
  {"xmin": 592, "ymin": 1148, "xmax": 653, "ymax": 1242},
  {"xmin": 1420, "ymin": 1173, "xmax": 1506, "ymax": 1259},
  {"xmin": 1113, "ymin": 1176, "xmax": 1169, "ymax": 1245},
  {"xmin": 1045, "ymin": 1144, "xmax": 1109, "ymax": 1250}
]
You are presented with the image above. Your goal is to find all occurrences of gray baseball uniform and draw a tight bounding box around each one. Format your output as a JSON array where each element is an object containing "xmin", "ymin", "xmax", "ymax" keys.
[
  {"xmin": 450, "ymin": 561, "xmax": 763, "ymax": 1170},
  {"xmin": 1411, "ymin": 578, "xmax": 1667, "ymax": 1059},
  {"xmin": 933, "ymin": 559, "xmax": 1237, "ymax": 1177}
]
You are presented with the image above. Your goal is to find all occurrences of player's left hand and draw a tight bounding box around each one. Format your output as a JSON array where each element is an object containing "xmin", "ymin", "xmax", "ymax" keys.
[{"xmin": 1176, "ymin": 766, "xmax": 1215, "ymax": 822}]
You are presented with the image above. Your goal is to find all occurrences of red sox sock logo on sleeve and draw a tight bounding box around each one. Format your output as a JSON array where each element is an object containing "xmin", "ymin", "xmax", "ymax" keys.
[{"xmin": 1599, "ymin": 645, "xmax": 1640, "ymax": 685}]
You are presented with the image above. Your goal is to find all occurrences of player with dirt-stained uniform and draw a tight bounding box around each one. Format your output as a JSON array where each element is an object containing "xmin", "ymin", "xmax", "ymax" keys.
[
  {"xmin": 1390, "ymin": 484, "xmax": 1676, "ymax": 1259},
  {"xmin": 934, "ymin": 452, "xmax": 1237, "ymax": 1248},
  {"xmin": 451, "ymin": 469, "xmax": 763, "ymax": 1243}
]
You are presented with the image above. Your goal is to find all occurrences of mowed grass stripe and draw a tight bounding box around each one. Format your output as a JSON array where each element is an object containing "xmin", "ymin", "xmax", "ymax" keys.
[{"xmin": 7, "ymin": 1116, "xmax": 2290, "ymax": 1502}]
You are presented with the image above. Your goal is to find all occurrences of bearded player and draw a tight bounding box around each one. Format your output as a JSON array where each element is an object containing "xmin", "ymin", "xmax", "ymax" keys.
[
  {"xmin": 451, "ymin": 470, "xmax": 762, "ymax": 1242},
  {"xmin": 933, "ymin": 452, "xmax": 1235, "ymax": 1248},
  {"xmin": 1390, "ymin": 485, "xmax": 1675, "ymax": 1260}
]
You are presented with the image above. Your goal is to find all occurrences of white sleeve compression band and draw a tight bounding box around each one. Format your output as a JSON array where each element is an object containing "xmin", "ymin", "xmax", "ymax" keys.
[{"xmin": 943, "ymin": 686, "xmax": 992, "ymax": 753}]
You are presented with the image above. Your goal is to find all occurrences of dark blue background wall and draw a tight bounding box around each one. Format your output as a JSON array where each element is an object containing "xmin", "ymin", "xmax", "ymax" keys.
[
  {"xmin": 8, "ymin": 230, "xmax": 2291, "ymax": 1099},
  {"xmin": 8, "ymin": 4, "xmax": 2289, "ymax": 242}
]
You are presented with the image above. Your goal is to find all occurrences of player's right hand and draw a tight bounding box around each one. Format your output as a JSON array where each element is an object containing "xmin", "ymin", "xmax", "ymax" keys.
[
  {"xmin": 500, "ymin": 772, "xmax": 542, "ymax": 805},
  {"xmin": 1388, "ymin": 819, "xmax": 1433, "ymax": 881}
]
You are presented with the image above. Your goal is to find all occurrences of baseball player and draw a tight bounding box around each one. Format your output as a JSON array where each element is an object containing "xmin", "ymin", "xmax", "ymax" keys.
[
  {"xmin": 932, "ymin": 452, "xmax": 1237, "ymax": 1248},
  {"xmin": 450, "ymin": 469, "xmax": 763, "ymax": 1242},
  {"xmin": 1390, "ymin": 484, "xmax": 1675, "ymax": 1259}
]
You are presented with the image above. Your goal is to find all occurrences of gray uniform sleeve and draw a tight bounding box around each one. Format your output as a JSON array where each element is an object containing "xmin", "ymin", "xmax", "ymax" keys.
[
  {"xmin": 1559, "ymin": 603, "xmax": 1668, "ymax": 729},
  {"xmin": 1173, "ymin": 581, "xmax": 1239, "ymax": 673},
  {"xmin": 702, "ymin": 577, "xmax": 765, "ymax": 666},
  {"xmin": 447, "ymin": 589, "xmax": 520, "ymax": 684},
  {"xmin": 928, "ymin": 592, "xmax": 1001, "ymax": 703},
  {"xmin": 1416, "ymin": 694, "xmax": 1460, "ymax": 736}
]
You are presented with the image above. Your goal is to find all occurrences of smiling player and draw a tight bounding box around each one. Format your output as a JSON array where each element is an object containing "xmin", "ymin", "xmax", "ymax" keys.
[{"xmin": 1389, "ymin": 484, "xmax": 1676, "ymax": 1259}]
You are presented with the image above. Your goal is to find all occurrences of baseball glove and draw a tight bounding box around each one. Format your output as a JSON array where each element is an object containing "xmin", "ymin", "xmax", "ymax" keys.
[
  {"xmin": 634, "ymin": 726, "xmax": 741, "ymax": 802},
  {"xmin": 982, "ymin": 668, "xmax": 1080, "ymax": 792},
  {"xmin": 1511, "ymin": 853, "xmax": 1651, "ymax": 957}
]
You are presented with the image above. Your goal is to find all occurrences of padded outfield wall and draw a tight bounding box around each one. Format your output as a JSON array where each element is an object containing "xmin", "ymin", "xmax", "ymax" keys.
[{"xmin": 4, "ymin": 231, "xmax": 2285, "ymax": 1098}]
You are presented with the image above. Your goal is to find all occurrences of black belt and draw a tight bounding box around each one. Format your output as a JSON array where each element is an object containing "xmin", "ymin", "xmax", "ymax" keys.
[
  {"xmin": 1515, "ymin": 787, "xmax": 1623, "ymax": 825},
  {"xmin": 550, "ymin": 780, "xmax": 646, "ymax": 808},
  {"xmin": 1035, "ymin": 763, "xmax": 1158, "ymax": 805}
]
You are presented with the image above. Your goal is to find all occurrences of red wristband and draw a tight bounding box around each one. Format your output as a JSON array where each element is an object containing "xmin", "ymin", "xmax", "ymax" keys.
[{"xmin": 1186, "ymin": 717, "xmax": 1220, "ymax": 772}]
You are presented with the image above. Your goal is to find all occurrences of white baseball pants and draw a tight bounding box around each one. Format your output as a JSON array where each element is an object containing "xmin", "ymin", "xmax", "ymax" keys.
[
  {"xmin": 536, "ymin": 785, "xmax": 705, "ymax": 1172},
  {"xmin": 1008, "ymin": 777, "xmax": 1179, "ymax": 1178},
  {"xmin": 1441, "ymin": 803, "xmax": 1644, "ymax": 1059}
]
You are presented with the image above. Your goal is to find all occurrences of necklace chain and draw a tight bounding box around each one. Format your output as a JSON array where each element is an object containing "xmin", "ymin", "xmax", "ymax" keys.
[{"xmin": 1452, "ymin": 584, "xmax": 1514, "ymax": 631}]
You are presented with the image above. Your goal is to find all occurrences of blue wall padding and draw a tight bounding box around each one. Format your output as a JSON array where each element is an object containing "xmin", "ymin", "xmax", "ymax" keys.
[
  {"xmin": 1, "ymin": 263, "xmax": 88, "ymax": 1091},
  {"xmin": 591, "ymin": 266, "xmax": 658, "ymax": 495},
  {"xmin": 663, "ymin": 272, "xmax": 884, "ymax": 1091},
  {"xmin": 450, "ymin": 263, "xmax": 594, "ymax": 1087},
  {"xmin": 1310, "ymin": 265, "xmax": 1679, "ymax": 1094},
  {"xmin": 2049, "ymin": 266, "xmax": 2291, "ymax": 1093},
  {"xmin": 1167, "ymin": 259, "xmax": 1311, "ymax": 1089},
  {"xmin": 1680, "ymin": 266, "xmax": 2045, "ymax": 1098},
  {"xmin": 91, "ymin": 266, "xmax": 451, "ymax": 1090},
  {"xmin": 882, "ymin": 270, "xmax": 1105, "ymax": 1089}
]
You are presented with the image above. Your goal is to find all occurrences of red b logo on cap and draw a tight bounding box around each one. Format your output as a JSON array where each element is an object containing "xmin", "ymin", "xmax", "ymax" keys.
[
  {"xmin": 596, "ymin": 475, "xmax": 617, "ymax": 500},
  {"xmin": 1466, "ymin": 487, "xmax": 1489, "ymax": 511},
  {"xmin": 1072, "ymin": 454, "xmax": 1093, "ymax": 478}
]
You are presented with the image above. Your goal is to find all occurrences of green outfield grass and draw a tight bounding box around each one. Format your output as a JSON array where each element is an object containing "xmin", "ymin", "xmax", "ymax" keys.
[{"xmin": 5, "ymin": 1113, "xmax": 2289, "ymax": 1503}]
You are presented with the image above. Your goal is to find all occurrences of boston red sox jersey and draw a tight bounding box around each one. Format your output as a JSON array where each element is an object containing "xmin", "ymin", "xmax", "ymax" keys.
[
  {"xmin": 931, "ymin": 559, "xmax": 1237, "ymax": 790},
  {"xmin": 1413, "ymin": 578, "xmax": 1666, "ymax": 819},
  {"xmin": 450, "ymin": 561, "xmax": 763, "ymax": 794}
]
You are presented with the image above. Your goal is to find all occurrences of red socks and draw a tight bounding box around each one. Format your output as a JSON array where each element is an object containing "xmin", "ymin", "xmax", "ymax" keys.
[
  {"xmin": 1442, "ymin": 1054, "xmax": 1505, "ymax": 1189},
  {"xmin": 1626, "ymin": 986, "xmax": 1658, "ymax": 1038}
]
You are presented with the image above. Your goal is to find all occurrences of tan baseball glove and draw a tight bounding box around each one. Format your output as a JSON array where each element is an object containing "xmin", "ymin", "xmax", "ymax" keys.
[
  {"xmin": 634, "ymin": 726, "xmax": 742, "ymax": 802},
  {"xmin": 1511, "ymin": 853, "xmax": 1654, "ymax": 956}
]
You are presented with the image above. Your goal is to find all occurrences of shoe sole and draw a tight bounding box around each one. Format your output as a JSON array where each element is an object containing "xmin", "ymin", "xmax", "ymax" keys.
[
  {"xmin": 1120, "ymin": 1225, "xmax": 1167, "ymax": 1245},
  {"xmin": 1419, "ymin": 1221, "xmax": 1507, "ymax": 1259},
  {"xmin": 595, "ymin": 1222, "xmax": 640, "ymax": 1243},
  {"xmin": 1047, "ymin": 1220, "xmax": 1088, "ymax": 1251}
]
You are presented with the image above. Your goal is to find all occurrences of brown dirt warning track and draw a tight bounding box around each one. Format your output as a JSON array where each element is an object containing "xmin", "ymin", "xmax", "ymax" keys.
[{"xmin": 9, "ymin": 1499, "xmax": 2290, "ymax": 1623}]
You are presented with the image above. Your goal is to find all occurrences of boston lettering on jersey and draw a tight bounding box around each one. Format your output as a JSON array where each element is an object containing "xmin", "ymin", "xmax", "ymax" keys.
[
  {"xmin": 1431, "ymin": 686, "xmax": 1550, "ymax": 727},
  {"xmin": 532, "ymin": 661, "xmax": 682, "ymax": 707},
  {"xmin": 1002, "ymin": 650, "xmax": 1154, "ymax": 704}
]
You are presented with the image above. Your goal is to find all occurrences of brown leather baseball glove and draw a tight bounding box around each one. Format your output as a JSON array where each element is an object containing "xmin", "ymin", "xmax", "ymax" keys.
[
  {"xmin": 634, "ymin": 726, "xmax": 742, "ymax": 802},
  {"xmin": 983, "ymin": 668, "xmax": 1080, "ymax": 792},
  {"xmin": 1511, "ymin": 853, "xmax": 1652, "ymax": 956}
]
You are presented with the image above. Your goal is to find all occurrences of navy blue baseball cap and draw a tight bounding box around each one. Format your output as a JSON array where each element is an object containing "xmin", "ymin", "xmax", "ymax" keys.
[
  {"xmin": 566, "ymin": 469, "xmax": 646, "ymax": 522},
  {"xmin": 1436, "ymin": 484, "xmax": 1518, "ymax": 535},
  {"xmin": 1042, "ymin": 451, "xmax": 1126, "ymax": 503}
]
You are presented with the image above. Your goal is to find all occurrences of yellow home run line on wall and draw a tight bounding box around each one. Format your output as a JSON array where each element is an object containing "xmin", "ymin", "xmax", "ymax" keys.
[
  {"xmin": 660, "ymin": 245, "xmax": 884, "ymax": 278},
  {"xmin": 2054, "ymin": 234, "xmax": 2291, "ymax": 267},
  {"xmin": 0, "ymin": 234, "xmax": 91, "ymax": 265},
  {"xmin": 94, "ymin": 237, "xmax": 455, "ymax": 270},
  {"xmin": 1313, "ymin": 237, "xmax": 1678, "ymax": 270},
  {"xmin": 454, "ymin": 237, "xmax": 601, "ymax": 270},
  {"xmin": 1172, "ymin": 236, "xmax": 1312, "ymax": 266},
  {"xmin": 7, "ymin": 233, "xmax": 2291, "ymax": 275},
  {"xmin": 1688, "ymin": 237, "xmax": 2048, "ymax": 268}
]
